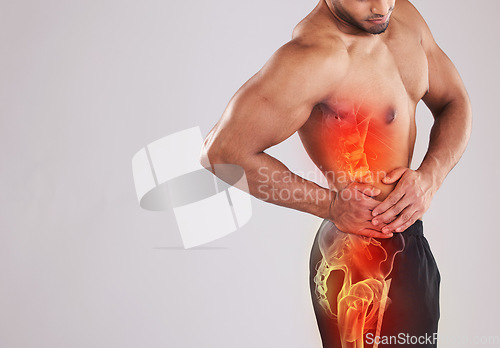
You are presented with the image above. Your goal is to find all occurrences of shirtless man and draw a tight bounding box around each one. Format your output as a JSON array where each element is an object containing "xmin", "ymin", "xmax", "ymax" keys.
[{"xmin": 200, "ymin": 0, "xmax": 471, "ymax": 347}]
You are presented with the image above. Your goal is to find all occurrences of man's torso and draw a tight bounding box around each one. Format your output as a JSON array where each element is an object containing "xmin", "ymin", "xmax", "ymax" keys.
[{"xmin": 295, "ymin": 0, "xmax": 429, "ymax": 201}]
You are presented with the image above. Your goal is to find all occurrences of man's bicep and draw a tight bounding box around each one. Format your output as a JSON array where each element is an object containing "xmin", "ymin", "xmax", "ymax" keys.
[
  {"xmin": 400, "ymin": 0, "xmax": 468, "ymax": 114},
  {"xmin": 221, "ymin": 81, "xmax": 313, "ymax": 154},
  {"xmin": 422, "ymin": 40, "xmax": 468, "ymax": 115},
  {"xmin": 417, "ymin": 14, "xmax": 468, "ymax": 114}
]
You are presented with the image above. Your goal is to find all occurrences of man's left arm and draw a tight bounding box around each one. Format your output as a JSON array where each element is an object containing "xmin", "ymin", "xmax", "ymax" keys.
[{"xmin": 371, "ymin": 4, "xmax": 472, "ymax": 233}]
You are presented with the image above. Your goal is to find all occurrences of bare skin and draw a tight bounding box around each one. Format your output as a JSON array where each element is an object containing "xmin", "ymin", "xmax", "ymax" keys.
[{"xmin": 201, "ymin": 0, "xmax": 471, "ymax": 238}]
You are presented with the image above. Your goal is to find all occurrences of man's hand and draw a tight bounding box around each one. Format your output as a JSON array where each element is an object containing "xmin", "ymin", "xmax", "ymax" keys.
[
  {"xmin": 330, "ymin": 182, "xmax": 394, "ymax": 239},
  {"xmin": 371, "ymin": 167, "xmax": 436, "ymax": 233}
]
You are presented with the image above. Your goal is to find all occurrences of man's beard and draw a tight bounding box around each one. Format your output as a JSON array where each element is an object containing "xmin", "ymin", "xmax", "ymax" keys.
[
  {"xmin": 332, "ymin": 2, "xmax": 392, "ymax": 35},
  {"xmin": 365, "ymin": 21, "xmax": 390, "ymax": 35}
]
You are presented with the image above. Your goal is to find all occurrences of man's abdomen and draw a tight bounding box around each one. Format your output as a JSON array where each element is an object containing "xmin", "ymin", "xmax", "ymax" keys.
[{"xmin": 299, "ymin": 100, "xmax": 415, "ymax": 201}]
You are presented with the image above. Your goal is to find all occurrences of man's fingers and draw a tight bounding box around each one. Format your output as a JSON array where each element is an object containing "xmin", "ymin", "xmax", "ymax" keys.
[
  {"xmin": 357, "ymin": 228, "xmax": 394, "ymax": 239},
  {"xmin": 370, "ymin": 214, "xmax": 397, "ymax": 227},
  {"xmin": 364, "ymin": 198, "xmax": 383, "ymax": 210},
  {"xmin": 364, "ymin": 220, "xmax": 391, "ymax": 232},
  {"xmin": 382, "ymin": 208, "xmax": 419, "ymax": 233},
  {"xmin": 393, "ymin": 212, "xmax": 420, "ymax": 232},
  {"xmin": 385, "ymin": 215, "xmax": 398, "ymax": 224},
  {"xmin": 372, "ymin": 197, "xmax": 410, "ymax": 225},
  {"xmin": 382, "ymin": 167, "xmax": 407, "ymax": 185},
  {"xmin": 372, "ymin": 190, "xmax": 405, "ymax": 217}
]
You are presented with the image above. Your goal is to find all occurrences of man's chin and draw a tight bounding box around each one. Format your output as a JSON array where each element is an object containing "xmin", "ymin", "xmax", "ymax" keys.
[{"xmin": 366, "ymin": 22, "xmax": 390, "ymax": 35}]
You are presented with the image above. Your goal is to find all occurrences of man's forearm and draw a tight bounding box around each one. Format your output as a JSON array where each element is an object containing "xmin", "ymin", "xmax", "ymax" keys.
[
  {"xmin": 208, "ymin": 150, "xmax": 335, "ymax": 220},
  {"xmin": 418, "ymin": 99, "xmax": 472, "ymax": 191}
]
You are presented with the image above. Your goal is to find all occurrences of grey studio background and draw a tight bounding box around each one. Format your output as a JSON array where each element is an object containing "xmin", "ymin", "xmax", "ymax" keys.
[{"xmin": 1, "ymin": 0, "xmax": 498, "ymax": 347}]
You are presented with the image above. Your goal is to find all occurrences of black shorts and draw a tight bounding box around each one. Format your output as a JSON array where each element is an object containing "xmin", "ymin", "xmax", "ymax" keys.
[{"xmin": 309, "ymin": 219, "xmax": 440, "ymax": 348}]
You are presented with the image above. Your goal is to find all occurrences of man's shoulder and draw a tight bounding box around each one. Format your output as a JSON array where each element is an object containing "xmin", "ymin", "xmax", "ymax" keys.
[
  {"xmin": 253, "ymin": 35, "xmax": 348, "ymax": 101},
  {"xmin": 262, "ymin": 33, "xmax": 348, "ymax": 81},
  {"xmin": 276, "ymin": 15, "xmax": 350, "ymax": 73},
  {"xmin": 393, "ymin": 0, "xmax": 429, "ymax": 38},
  {"xmin": 281, "ymin": 36, "xmax": 347, "ymax": 63},
  {"xmin": 291, "ymin": 11, "xmax": 346, "ymax": 52}
]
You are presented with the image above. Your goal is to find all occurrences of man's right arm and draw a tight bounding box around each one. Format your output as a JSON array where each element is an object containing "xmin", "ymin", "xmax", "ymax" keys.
[{"xmin": 201, "ymin": 40, "xmax": 392, "ymax": 238}]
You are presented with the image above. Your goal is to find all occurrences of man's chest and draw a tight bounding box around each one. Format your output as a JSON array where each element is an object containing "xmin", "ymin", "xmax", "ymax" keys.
[{"xmin": 325, "ymin": 32, "xmax": 429, "ymax": 110}]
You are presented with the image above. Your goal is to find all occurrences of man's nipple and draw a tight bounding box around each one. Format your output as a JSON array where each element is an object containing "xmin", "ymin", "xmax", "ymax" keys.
[
  {"xmin": 320, "ymin": 104, "xmax": 341, "ymax": 119},
  {"xmin": 386, "ymin": 109, "xmax": 397, "ymax": 124}
]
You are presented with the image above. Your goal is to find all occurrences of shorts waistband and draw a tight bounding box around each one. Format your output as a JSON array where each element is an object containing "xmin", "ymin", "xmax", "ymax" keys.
[
  {"xmin": 400, "ymin": 219, "xmax": 423, "ymax": 236},
  {"xmin": 319, "ymin": 219, "xmax": 424, "ymax": 237}
]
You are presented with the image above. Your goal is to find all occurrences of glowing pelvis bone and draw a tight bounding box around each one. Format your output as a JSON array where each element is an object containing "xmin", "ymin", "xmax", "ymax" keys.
[{"xmin": 314, "ymin": 223, "xmax": 405, "ymax": 348}]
